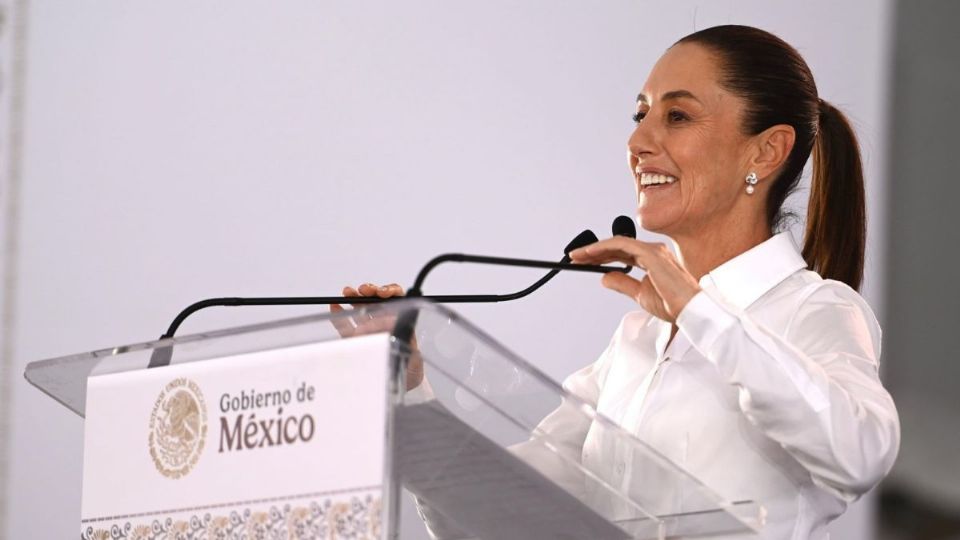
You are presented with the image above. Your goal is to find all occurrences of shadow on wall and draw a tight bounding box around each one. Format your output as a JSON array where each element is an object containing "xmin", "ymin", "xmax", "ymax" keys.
[{"xmin": 879, "ymin": 1, "xmax": 960, "ymax": 539}]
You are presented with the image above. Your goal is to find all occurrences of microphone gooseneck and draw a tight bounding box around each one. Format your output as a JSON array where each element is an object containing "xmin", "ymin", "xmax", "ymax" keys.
[
  {"xmin": 148, "ymin": 217, "xmax": 636, "ymax": 368},
  {"xmin": 406, "ymin": 254, "xmax": 627, "ymax": 297},
  {"xmin": 464, "ymin": 228, "xmax": 599, "ymax": 304},
  {"xmin": 406, "ymin": 217, "xmax": 635, "ymax": 296},
  {"xmin": 156, "ymin": 228, "xmax": 603, "ymax": 341},
  {"xmin": 504, "ymin": 229, "xmax": 600, "ymax": 303},
  {"xmin": 406, "ymin": 227, "xmax": 602, "ymax": 297}
]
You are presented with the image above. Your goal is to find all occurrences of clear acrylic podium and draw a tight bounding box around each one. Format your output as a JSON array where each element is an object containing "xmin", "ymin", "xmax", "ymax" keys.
[{"xmin": 25, "ymin": 299, "xmax": 764, "ymax": 539}]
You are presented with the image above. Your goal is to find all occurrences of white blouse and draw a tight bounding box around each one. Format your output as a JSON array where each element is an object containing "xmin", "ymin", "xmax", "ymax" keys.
[
  {"xmin": 541, "ymin": 231, "xmax": 900, "ymax": 539},
  {"xmin": 412, "ymin": 232, "xmax": 900, "ymax": 540}
]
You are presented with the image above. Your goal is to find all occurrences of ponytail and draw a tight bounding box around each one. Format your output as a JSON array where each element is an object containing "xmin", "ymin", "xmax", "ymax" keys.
[
  {"xmin": 803, "ymin": 99, "xmax": 866, "ymax": 291},
  {"xmin": 676, "ymin": 26, "xmax": 868, "ymax": 290}
]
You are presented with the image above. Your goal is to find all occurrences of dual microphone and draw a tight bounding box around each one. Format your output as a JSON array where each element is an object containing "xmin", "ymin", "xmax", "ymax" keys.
[
  {"xmin": 407, "ymin": 214, "xmax": 637, "ymax": 297},
  {"xmin": 147, "ymin": 216, "xmax": 636, "ymax": 368}
]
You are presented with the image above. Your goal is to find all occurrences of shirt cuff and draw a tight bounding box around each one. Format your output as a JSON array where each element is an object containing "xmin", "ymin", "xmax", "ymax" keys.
[{"xmin": 676, "ymin": 289, "xmax": 740, "ymax": 358}]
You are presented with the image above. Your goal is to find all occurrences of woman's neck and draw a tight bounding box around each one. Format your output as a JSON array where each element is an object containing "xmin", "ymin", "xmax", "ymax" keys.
[{"xmin": 670, "ymin": 223, "xmax": 771, "ymax": 282}]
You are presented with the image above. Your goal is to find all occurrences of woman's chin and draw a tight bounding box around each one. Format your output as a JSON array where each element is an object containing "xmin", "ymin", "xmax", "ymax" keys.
[{"xmin": 636, "ymin": 208, "xmax": 676, "ymax": 234}]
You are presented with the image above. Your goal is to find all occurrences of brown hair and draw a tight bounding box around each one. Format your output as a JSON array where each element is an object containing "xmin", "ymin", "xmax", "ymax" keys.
[{"xmin": 675, "ymin": 25, "xmax": 866, "ymax": 290}]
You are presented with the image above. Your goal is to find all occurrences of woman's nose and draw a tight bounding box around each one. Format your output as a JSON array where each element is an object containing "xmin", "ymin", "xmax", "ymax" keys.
[{"xmin": 627, "ymin": 121, "xmax": 657, "ymax": 158}]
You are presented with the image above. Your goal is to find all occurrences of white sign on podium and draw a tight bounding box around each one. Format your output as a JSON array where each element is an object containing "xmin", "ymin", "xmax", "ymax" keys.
[{"xmin": 80, "ymin": 333, "xmax": 391, "ymax": 539}]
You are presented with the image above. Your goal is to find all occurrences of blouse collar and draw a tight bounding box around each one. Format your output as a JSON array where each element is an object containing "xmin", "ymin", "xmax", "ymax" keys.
[{"xmin": 697, "ymin": 232, "xmax": 808, "ymax": 311}]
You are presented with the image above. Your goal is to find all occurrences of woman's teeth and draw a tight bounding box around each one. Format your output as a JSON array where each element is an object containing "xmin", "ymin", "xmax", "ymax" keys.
[{"xmin": 638, "ymin": 172, "xmax": 678, "ymax": 187}]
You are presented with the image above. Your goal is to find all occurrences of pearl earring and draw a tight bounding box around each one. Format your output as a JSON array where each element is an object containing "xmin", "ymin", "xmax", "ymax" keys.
[{"xmin": 745, "ymin": 172, "xmax": 758, "ymax": 194}]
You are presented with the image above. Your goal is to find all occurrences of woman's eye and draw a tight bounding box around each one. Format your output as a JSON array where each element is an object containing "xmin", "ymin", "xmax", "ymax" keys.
[
  {"xmin": 632, "ymin": 109, "xmax": 687, "ymax": 124},
  {"xmin": 668, "ymin": 110, "xmax": 689, "ymax": 122}
]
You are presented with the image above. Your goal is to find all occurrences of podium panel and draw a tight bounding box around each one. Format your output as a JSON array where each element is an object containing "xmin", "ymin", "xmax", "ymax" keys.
[
  {"xmin": 79, "ymin": 334, "xmax": 391, "ymax": 539},
  {"xmin": 25, "ymin": 299, "xmax": 764, "ymax": 539}
]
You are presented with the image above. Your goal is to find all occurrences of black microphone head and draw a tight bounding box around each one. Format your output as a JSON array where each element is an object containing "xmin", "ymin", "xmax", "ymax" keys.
[
  {"xmin": 612, "ymin": 215, "xmax": 637, "ymax": 239},
  {"xmin": 564, "ymin": 229, "xmax": 599, "ymax": 255}
]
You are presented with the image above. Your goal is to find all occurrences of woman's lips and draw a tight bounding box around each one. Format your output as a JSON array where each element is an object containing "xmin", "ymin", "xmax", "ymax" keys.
[
  {"xmin": 636, "ymin": 170, "xmax": 679, "ymax": 190},
  {"xmin": 640, "ymin": 182, "xmax": 677, "ymax": 191}
]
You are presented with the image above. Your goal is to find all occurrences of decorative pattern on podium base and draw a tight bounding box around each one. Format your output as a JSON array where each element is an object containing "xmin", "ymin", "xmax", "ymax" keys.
[{"xmin": 81, "ymin": 489, "xmax": 381, "ymax": 540}]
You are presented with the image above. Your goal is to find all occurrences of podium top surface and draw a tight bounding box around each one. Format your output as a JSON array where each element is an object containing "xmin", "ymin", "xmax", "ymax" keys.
[{"xmin": 25, "ymin": 299, "xmax": 438, "ymax": 416}]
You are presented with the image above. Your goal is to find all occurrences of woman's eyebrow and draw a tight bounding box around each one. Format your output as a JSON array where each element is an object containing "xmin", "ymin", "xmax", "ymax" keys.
[{"xmin": 636, "ymin": 90, "xmax": 702, "ymax": 104}]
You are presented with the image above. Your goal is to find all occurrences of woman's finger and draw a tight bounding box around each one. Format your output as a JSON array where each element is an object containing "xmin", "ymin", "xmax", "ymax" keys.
[
  {"xmin": 601, "ymin": 272, "xmax": 672, "ymax": 321},
  {"xmin": 569, "ymin": 236, "xmax": 636, "ymax": 258},
  {"xmin": 353, "ymin": 314, "xmax": 398, "ymax": 334},
  {"xmin": 600, "ymin": 271, "xmax": 644, "ymax": 300},
  {"xmin": 344, "ymin": 285, "xmax": 376, "ymax": 322},
  {"xmin": 328, "ymin": 302, "xmax": 356, "ymax": 338},
  {"xmin": 357, "ymin": 283, "xmax": 380, "ymax": 297},
  {"xmin": 569, "ymin": 242, "xmax": 631, "ymax": 264},
  {"xmin": 570, "ymin": 237, "xmax": 645, "ymax": 264},
  {"xmin": 572, "ymin": 250, "xmax": 638, "ymax": 266},
  {"xmin": 343, "ymin": 286, "xmax": 361, "ymax": 306},
  {"xmin": 332, "ymin": 282, "xmax": 409, "ymax": 339},
  {"xmin": 570, "ymin": 237, "xmax": 664, "ymax": 267},
  {"xmin": 376, "ymin": 283, "xmax": 405, "ymax": 298},
  {"xmin": 636, "ymin": 275, "xmax": 671, "ymax": 321},
  {"xmin": 330, "ymin": 286, "xmax": 362, "ymax": 337},
  {"xmin": 343, "ymin": 285, "xmax": 369, "ymax": 311}
]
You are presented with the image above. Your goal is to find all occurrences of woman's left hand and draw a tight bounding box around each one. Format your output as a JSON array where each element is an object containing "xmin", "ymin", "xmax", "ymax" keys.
[{"xmin": 569, "ymin": 238, "xmax": 702, "ymax": 323}]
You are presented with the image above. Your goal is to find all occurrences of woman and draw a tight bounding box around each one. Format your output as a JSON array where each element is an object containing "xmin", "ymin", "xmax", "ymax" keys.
[{"xmin": 337, "ymin": 25, "xmax": 900, "ymax": 539}]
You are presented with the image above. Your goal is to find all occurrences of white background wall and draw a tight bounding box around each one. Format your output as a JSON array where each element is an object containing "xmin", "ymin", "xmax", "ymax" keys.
[{"xmin": 1, "ymin": 1, "xmax": 892, "ymax": 537}]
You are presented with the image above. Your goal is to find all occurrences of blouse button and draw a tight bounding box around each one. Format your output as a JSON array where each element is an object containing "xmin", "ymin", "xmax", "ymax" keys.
[{"xmin": 616, "ymin": 462, "xmax": 625, "ymax": 475}]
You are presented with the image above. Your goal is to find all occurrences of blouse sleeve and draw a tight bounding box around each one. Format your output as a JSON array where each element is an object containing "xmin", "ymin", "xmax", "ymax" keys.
[{"xmin": 676, "ymin": 282, "xmax": 901, "ymax": 502}]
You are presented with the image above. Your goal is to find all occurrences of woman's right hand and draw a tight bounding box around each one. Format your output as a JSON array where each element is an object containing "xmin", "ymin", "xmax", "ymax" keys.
[{"xmin": 330, "ymin": 283, "xmax": 424, "ymax": 390}]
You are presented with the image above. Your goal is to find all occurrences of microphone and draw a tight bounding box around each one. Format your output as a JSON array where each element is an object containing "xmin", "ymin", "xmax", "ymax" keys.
[
  {"xmin": 155, "ymin": 229, "xmax": 598, "ymax": 340},
  {"xmin": 464, "ymin": 228, "xmax": 598, "ymax": 303},
  {"xmin": 394, "ymin": 216, "xmax": 635, "ymax": 358},
  {"xmin": 391, "ymin": 227, "xmax": 603, "ymax": 361},
  {"xmin": 147, "ymin": 218, "xmax": 634, "ymax": 368},
  {"xmin": 611, "ymin": 215, "xmax": 637, "ymax": 274},
  {"xmin": 406, "ymin": 216, "xmax": 636, "ymax": 296},
  {"xmin": 612, "ymin": 215, "xmax": 637, "ymax": 240}
]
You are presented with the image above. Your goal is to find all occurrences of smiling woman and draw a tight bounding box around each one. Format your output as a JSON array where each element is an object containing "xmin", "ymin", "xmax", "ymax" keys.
[
  {"xmin": 337, "ymin": 24, "xmax": 898, "ymax": 540},
  {"xmin": 624, "ymin": 26, "xmax": 865, "ymax": 290},
  {"xmin": 563, "ymin": 25, "xmax": 898, "ymax": 540}
]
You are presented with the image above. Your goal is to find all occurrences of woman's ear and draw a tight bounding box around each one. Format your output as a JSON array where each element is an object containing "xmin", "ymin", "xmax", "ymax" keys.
[{"xmin": 751, "ymin": 124, "xmax": 796, "ymax": 180}]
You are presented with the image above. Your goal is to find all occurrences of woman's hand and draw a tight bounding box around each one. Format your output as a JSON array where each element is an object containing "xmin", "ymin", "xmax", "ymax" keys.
[
  {"xmin": 569, "ymin": 238, "xmax": 702, "ymax": 323},
  {"xmin": 330, "ymin": 283, "xmax": 424, "ymax": 390}
]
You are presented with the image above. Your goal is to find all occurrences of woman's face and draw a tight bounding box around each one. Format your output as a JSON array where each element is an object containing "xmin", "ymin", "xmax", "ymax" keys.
[{"xmin": 629, "ymin": 43, "xmax": 757, "ymax": 237}]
